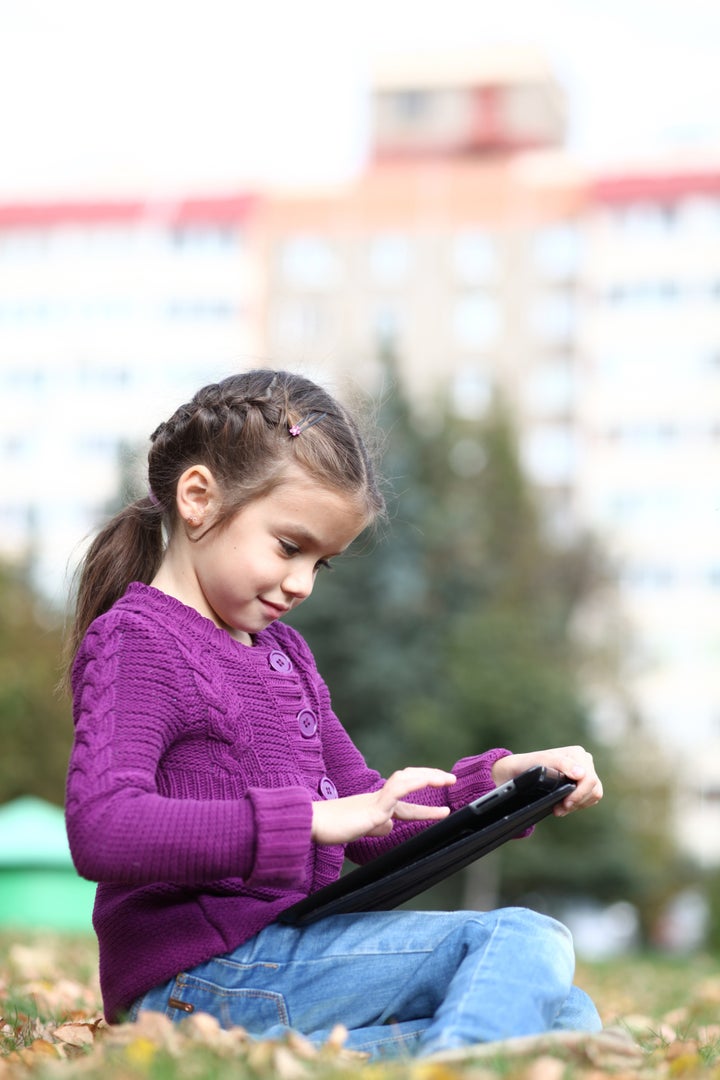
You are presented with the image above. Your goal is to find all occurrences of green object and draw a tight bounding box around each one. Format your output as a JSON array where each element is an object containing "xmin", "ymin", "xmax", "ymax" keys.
[{"xmin": 0, "ymin": 797, "xmax": 95, "ymax": 931}]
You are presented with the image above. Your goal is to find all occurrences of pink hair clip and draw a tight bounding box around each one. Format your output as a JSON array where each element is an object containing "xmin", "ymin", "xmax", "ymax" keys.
[{"xmin": 288, "ymin": 411, "xmax": 327, "ymax": 437}]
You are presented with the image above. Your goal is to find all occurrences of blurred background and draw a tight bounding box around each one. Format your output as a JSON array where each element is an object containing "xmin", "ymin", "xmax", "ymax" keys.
[{"xmin": 2, "ymin": 0, "xmax": 720, "ymax": 955}]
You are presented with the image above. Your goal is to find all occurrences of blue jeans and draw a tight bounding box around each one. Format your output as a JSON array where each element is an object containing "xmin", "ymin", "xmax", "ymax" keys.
[{"xmin": 131, "ymin": 907, "xmax": 601, "ymax": 1059}]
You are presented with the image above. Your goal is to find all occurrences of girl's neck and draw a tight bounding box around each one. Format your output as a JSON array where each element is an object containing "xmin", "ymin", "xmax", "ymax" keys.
[{"xmin": 150, "ymin": 563, "xmax": 254, "ymax": 647}]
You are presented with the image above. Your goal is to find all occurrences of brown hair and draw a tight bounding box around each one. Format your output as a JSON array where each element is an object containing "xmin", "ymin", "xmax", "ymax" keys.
[{"xmin": 68, "ymin": 369, "xmax": 385, "ymax": 667}]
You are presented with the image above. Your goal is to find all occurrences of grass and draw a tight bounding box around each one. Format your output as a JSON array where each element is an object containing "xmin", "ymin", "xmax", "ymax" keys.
[{"xmin": 1, "ymin": 930, "xmax": 720, "ymax": 1078}]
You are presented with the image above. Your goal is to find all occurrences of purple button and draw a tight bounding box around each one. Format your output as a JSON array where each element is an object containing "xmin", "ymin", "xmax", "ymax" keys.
[
  {"xmin": 319, "ymin": 776, "xmax": 338, "ymax": 800},
  {"xmin": 297, "ymin": 709, "xmax": 318, "ymax": 738},
  {"xmin": 268, "ymin": 650, "xmax": 293, "ymax": 674}
]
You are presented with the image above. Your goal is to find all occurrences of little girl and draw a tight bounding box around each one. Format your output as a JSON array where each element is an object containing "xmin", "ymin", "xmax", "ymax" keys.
[{"xmin": 65, "ymin": 368, "xmax": 603, "ymax": 1059}]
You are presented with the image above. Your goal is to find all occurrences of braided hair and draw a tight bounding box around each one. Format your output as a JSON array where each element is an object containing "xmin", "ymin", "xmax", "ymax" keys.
[{"xmin": 68, "ymin": 370, "xmax": 385, "ymax": 666}]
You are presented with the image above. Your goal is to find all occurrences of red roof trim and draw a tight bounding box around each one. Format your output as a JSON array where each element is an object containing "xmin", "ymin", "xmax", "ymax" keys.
[
  {"xmin": 592, "ymin": 171, "xmax": 720, "ymax": 205},
  {"xmin": 0, "ymin": 194, "xmax": 258, "ymax": 228}
]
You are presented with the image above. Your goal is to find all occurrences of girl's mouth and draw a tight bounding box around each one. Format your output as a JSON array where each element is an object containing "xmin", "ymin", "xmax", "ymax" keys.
[{"xmin": 260, "ymin": 599, "xmax": 289, "ymax": 617}]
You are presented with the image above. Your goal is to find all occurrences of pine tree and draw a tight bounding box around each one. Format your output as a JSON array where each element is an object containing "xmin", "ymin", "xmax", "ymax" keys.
[
  {"xmin": 0, "ymin": 563, "xmax": 72, "ymax": 805},
  {"xmin": 291, "ymin": 356, "xmax": 682, "ymax": 927}
]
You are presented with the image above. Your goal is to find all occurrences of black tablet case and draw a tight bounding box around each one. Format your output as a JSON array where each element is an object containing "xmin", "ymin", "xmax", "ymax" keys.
[{"xmin": 279, "ymin": 765, "xmax": 575, "ymax": 927}]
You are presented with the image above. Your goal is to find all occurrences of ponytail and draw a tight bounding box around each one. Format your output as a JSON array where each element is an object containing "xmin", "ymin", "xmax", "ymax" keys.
[{"xmin": 67, "ymin": 497, "xmax": 164, "ymax": 673}]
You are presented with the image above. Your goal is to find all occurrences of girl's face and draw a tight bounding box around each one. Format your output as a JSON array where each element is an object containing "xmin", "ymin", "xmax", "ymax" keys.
[{"xmin": 179, "ymin": 469, "xmax": 368, "ymax": 644}]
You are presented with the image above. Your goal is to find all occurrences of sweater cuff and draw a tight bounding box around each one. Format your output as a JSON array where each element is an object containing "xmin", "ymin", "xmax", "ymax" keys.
[
  {"xmin": 246, "ymin": 787, "xmax": 313, "ymax": 888},
  {"xmin": 448, "ymin": 748, "xmax": 513, "ymax": 811}
]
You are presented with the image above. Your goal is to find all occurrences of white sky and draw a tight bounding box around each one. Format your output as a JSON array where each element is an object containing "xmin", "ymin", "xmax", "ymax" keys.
[{"xmin": 1, "ymin": 0, "xmax": 720, "ymax": 198}]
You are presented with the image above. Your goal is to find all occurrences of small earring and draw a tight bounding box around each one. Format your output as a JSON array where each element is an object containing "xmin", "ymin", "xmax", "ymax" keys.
[{"xmin": 187, "ymin": 515, "xmax": 199, "ymax": 527}]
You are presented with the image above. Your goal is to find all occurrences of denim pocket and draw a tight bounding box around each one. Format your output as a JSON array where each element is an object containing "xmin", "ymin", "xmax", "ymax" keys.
[{"xmin": 168, "ymin": 969, "xmax": 289, "ymax": 1031}]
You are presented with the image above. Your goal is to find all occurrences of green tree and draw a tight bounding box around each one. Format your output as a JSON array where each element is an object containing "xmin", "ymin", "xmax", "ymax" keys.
[
  {"xmin": 288, "ymin": 358, "xmax": 445, "ymax": 770},
  {"xmin": 291, "ymin": 360, "xmax": 682, "ymax": 924},
  {"xmin": 0, "ymin": 562, "xmax": 72, "ymax": 805}
]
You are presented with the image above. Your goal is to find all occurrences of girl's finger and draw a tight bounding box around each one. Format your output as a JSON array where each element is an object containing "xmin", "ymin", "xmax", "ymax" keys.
[{"xmin": 392, "ymin": 801, "xmax": 452, "ymax": 822}]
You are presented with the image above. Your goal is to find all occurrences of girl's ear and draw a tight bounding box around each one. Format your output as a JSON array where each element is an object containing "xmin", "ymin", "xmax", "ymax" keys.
[{"xmin": 175, "ymin": 465, "xmax": 218, "ymax": 527}]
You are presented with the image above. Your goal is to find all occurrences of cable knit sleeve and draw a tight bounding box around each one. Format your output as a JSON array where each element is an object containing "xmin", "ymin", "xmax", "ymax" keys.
[
  {"xmin": 66, "ymin": 614, "xmax": 312, "ymax": 888},
  {"xmin": 447, "ymin": 749, "xmax": 514, "ymax": 808}
]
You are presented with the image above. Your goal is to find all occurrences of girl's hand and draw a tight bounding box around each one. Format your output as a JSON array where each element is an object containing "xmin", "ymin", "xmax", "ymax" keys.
[
  {"xmin": 311, "ymin": 767, "xmax": 456, "ymax": 846},
  {"xmin": 491, "ymin": 746, "xmax": 603, "ymax": 817}
]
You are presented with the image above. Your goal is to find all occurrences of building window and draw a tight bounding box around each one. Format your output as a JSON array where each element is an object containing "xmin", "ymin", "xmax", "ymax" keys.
[
  {"xmin": 531, "ymin": 290, "xmax": 576, "ymax": 343},
  {"xmin": 171, "ymin": 226, "xmax": 238, "ymax": 252},
  {"xmin": 603, "ymin": 281, "xmax": 681, "ymax": 308},
  {"xmin": 452, "ymin": 294, "xmax": 500, "ymax": 348},
  {"xmin": 368, "ymin": 235, "xmax": 409, "ymax": 285},
  {"xmin": 521, "ymin": 424, "xmax": 576, "ymax": 485},
  {"xmin": 164, "ymin": 299, "xmax": 238, "ymax": 321},
  {"xmin": 604, "ymin": 423, "xmax": 679, "ymax": 449},
  {"xmin": 4, "ymin": 366, "xmax": 45, "ymax": 389},
  {"xmin": 613, "ymin": 203, "xmax": 675, "ymax": 238},
  {"xmin": 390, "ymin": 90, "xmax": 431, "ymax": 122},
  {"xmin": 372, "ymin": 303, "xmax": 403, "ymax": 348},
  {"xmin": 0, "ymin": 229, "xmax": 48, "ymax": 258},
  {"xmin": 75, "ymin": 434, "xmax": 122, "ymax": 459},
  {"xmin": 451, "ymin": 366, "xmax": 493, "ymax": 419},
  {"xmin": 621, "ymin": 563, "xmax": 677, "ymax": 589},
  {"xmin": 527, "ymin": 361, "xmax": 575, "ymax": 413},
  {"xmin": 451, "ymin": 232, "xmax": 496, "ymax": 284},
  {"xmin": 680, "ymin": 196, "xmax": 720, "ymax": 233},
  {"xmin": 1, "ymin": 436, "xmax": 31, "ymax": 460},
  {"xmin": 0, "ymin": 504, "xmax": 32, "ymax": 542},
  {"xmin": 274, "ymin": 298, "xmax": 325, "ymax": 346},
  {"xmin": 77, "ymin": 366, "xmax": 130, "ymax": 389},
  {"xmin": 279, "ymin": 237, "xmax": 340, "ymax": 289},
  {"xmin": 532, "ymin": 223, "xmax": 582, "ymax": 280}
]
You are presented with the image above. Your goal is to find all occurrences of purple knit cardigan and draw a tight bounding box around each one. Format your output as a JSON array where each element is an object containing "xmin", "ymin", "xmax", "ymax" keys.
[{"xmin": 66, "ymin": 583, "xmax": 511, "ymax": 1022}]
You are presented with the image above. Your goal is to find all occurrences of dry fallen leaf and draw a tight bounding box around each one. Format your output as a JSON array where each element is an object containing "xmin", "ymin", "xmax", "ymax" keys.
[
  {"xmin": 272, "ymin": 1043, "xmax": 313, "ymax": 1080},
  {"xmin": 667, "ymin": 1050, "xmax": 705, "ymax": 1076},
  {"xmin": 53, "ymin": 1020, "xmax": 99, "ymax": 1048},
  {"xmin": 123, "ymin": 1035, "xmax": 160, "ymax": 1069},
  {"xmin": 23, "ymin": 1036, "xmax": 60, "ymax": 1058},
  {"xmin": 95, "ymin": 1008, "xmax": 186, "ymax": 1068},
  {"xmin": 665, "ymin": 1039, "xmax": 700, "ymax": 1060},
  {"xmin": 323, "ymin": 1023, "xmax": 350, "ymax": 1052},
  {"xmin": 521, "ymin": 1054, "xmax": 567, "ymax": 1080},
  {"xmin": 413, "ymin": 1063, "xmax": 478, "ymax": 1080},
  {"xmin": 664, "ymin": 1007, "xmax": 691, "ymax": 1029},
  {"xmin": 424, "ymin": 1027, "xmax": 645, "ymax": 1069}
]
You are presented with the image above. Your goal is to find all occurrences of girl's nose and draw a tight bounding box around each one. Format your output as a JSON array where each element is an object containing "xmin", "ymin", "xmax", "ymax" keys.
[{"xmin": 282, "ymin": 565, "xmax": 315, "ymax": 601}]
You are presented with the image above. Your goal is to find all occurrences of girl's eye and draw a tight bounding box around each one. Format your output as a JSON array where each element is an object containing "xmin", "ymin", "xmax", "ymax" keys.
[{"xmin": 278, "ymin": 538, "xmax": 332, "ymax": 571}]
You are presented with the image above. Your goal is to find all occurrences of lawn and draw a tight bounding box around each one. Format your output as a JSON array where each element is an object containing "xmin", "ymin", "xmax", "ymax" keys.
[{"xmin": 1, "ymin": 930, "xmax": 719, "ymax": 1078}]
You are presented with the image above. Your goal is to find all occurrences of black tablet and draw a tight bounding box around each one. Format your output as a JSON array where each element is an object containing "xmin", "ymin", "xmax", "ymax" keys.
[{"xmin": 279, "ymin": 765, "xmax": 575, "ymax": 926}]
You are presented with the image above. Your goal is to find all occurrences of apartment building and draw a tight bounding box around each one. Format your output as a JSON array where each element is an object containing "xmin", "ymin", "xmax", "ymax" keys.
[
  {"xmin": 576, "ymin": 164, "xmax": 720, "ymax": 862},
  {"xmin": 256, "ymin": 51, "xmax": 586, "ymax": 516},
  {"xmin": 0, "ymin": 195, "xmax": 258, "ymax": 600},
  {"xmin": 254, "ymin": 59, "xmax": 720, "ymax": 862},
  {"xmin": 0, "ymin": 52, "xmax": 584, "ymax": 596}
]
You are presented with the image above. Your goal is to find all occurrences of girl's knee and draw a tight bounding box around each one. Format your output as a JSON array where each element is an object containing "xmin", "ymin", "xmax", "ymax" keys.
[
  {"xmin": 486, "ymin": 906, "xmax": 575, "ymax": 963},
  {"xmin": 495, "ymin": 907, "xmax": 577, "ymax": 991},
  {"xmin": 502, "ymin": 905, "xmax": 572, "ymax": 938}
]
